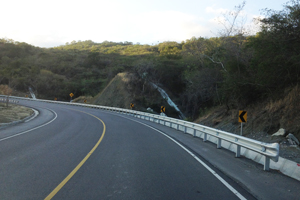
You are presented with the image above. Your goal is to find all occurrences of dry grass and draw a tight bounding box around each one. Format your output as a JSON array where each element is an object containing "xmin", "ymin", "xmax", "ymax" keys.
[
  {"xmin": 0, "ymin": 103, "xmax": 33, "ymax": 124},
  {"xmin": 265, "ymin": 85, "xmax": 299, "ymax": 112},
  {"xmin": 91, "ymin": 73, "xmax": 134, "ymax": 109},
  {"xmin": 194, "ymin": 85, "xmax": 300, "ymax": 162},
  {"xmin": 0, "ymin": 85, "xmax": 12, "ymax": 95},
  {"xmin": 0, "ymin": 85, "xmax": 33, "ymax": 125},
  {"xmin": 196, "ymin": 85, "xmax": 300, "ymax": 140},
  {"xmin": 72, "ymin": 96, "xmax": 93, "ymax": 104}
]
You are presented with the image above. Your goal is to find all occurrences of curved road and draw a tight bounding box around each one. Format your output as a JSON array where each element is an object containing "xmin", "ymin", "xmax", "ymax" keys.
[{"xmin": 0, "ymin": 99, "xmax": 255, "ymax": 199}]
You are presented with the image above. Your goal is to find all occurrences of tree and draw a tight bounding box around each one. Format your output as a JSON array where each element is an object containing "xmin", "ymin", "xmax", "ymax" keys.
[{"xmin": 248, "ymin": 0, "xmax": 300, "ymax": 92}]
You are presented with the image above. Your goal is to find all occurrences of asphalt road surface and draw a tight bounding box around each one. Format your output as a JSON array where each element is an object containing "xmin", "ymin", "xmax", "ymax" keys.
[{"xmin": 0, "ymin": 99, "xmax": 256, "ymax": 200}]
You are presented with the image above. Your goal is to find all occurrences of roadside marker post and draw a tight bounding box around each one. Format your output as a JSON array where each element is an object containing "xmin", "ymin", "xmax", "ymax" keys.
[
  {"xmin": 69, "ymin": 93, "xmax": 74, "ymax": 102},
  {"xmin": 238, "ymin": 110, "xmax": 247, "ymax": 135}
]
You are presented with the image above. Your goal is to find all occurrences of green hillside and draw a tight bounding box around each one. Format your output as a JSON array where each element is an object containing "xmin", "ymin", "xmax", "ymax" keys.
[{"xmin": 0, "ymin": 1, "xmax": 300, "ymax": 126}]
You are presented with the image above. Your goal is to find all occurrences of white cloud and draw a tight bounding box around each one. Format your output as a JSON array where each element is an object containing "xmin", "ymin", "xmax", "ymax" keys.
[
  {"xmin": 127, "ymin": 11, "xmax": 211, "ymax": 43},
  {"xmin": 205, "ymin": 6, "xmax": 228, "ymax": 15},
  {"xmin": 2, "ymin": 1, "xmax": 259, "ymax": 47}
]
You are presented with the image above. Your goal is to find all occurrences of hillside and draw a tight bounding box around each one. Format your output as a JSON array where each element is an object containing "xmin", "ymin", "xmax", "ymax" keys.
[
  {"xmin": 74, "ymin": 72, "xmax": 182, "ymax": 118},
  {"xmin": 195, "ymin": 85, "xmax": 300, "ymax": 162},
  {"xmin": 73, "ymin": 73, "xmax": 135, "ymax": 109},
  {"xmin": 0, "ymin": 0, "xmax": 299, "ymax": 154},
  {"xmin": 91, "ymin": 73, "xmax": 134, "ymax": 109}
]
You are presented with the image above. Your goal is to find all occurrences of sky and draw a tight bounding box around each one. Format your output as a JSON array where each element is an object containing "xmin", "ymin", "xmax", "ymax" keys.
[{"xmin": 1, "ymin": 0, "xmax": 289, "ymax": 48}]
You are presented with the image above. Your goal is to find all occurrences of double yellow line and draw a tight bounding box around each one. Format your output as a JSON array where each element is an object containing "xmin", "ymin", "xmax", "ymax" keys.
[{"xmin": 45, "ymin": 110, "xmax": 106, "ymax": 200}]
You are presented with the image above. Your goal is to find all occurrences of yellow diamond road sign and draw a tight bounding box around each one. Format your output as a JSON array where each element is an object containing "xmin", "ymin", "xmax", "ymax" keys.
[{"xmin": 70, "ymin": 93, "xmax": 74, "ymax": 97}]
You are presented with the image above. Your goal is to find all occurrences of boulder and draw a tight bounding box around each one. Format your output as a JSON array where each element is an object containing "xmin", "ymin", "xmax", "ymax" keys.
[
  {"xmin": 286, "ymin": 133, "xmax": 299, "ymax": 146},
  {"xmin": 147, "ymin": 107, "xmax": 153, "ymax": 112},
  {"xmin": 160, "ymin": 112, "xmax": 167, "ymax": 117},
  {"xmin": 272, "ymin": 128, "xmax": 286, "ymax": 136}
]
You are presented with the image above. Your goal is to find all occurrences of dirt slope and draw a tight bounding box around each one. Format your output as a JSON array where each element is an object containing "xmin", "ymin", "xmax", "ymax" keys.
[
  {"xmin": 195, "ymin": 85, "xmax": 300, "ymax": 162},
  {"xmin": 92, "ymin": 73, "xmax": 134, "ymax": 109}
]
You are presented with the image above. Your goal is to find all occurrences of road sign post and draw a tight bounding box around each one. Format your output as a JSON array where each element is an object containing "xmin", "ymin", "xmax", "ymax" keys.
[
  {"xmin": 130, "ymin": 103, "xmax": 134, "ymax": 109},
  {"xmin": 69, "ymin": 93, "xmax": 74, "ymax": 102},
  {"xmin": 238, "ymin": 110, "xmax": 247, "ymax": 135}
]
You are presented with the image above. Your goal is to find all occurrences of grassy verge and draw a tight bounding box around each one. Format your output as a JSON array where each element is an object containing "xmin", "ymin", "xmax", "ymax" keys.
[{"xmin": 0, "ymin": 103, "xmax": 33, "ymax": 124}]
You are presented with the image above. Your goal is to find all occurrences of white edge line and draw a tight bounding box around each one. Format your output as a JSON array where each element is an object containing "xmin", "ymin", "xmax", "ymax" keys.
[
  {"xmin": 110, "ymin": 113, "xmax": 247, "ymax": 200},
  {"xmin": 0, "ymin": 108, "xmax": 57, "ymax": 142},
  {"xmin": 24, "ymin": 108, "xmax": 39, "ymax": 122}
]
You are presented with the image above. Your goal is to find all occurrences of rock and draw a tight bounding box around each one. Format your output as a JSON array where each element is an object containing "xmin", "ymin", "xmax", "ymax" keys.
[
  {"xmin": 272, "ymin": 128, "xmax": 286, "ymax": 136},
  {"xmin": 160, "ymin": 112, "xmax": 167, "ymax": 116},
  {"xmin": 147, "ymin": 107, "xmax": 153, "ymax": 112},
  {"xmin": 286, "ymin": 133, "xmax": 299, "ymax": 146},
  {"xmin": 287, "ymin": 138, "xmax": 296, "ymax": 146}
]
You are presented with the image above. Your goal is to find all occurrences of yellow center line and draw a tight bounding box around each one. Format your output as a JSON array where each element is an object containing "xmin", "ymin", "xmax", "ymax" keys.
[{"xmin": 44, "ymin": 110, "xmax": 106, "ymax": 200}]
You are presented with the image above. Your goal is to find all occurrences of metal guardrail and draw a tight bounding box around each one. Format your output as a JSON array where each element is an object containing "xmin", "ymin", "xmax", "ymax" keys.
[
  {"xmin": 2, "ymin": 95, "xmax": 279, "ymax": 171},
  {"xmin": 0, "ymin": 97, "xmax": 19, "ymax": 104}
]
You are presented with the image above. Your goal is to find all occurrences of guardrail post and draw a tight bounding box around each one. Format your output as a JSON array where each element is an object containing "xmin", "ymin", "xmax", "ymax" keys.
[
  {"xmin": 264, "ymin": 156, "xmax": 270, "ymax": 171},
  {"xmin": 192, "ymin": 125, "xmax": 196, "ymax": 137},
  {"xmin": 236, "ymin": 145, "xmax": 241, "ymax": 157},
  {"xmin": 184, "ymin": 125, "xmax": 187, "ymax": 134},
  {"xmin": 203, "ymin": 132, "xmax": 207, "ymax": 142},
  {"xmin": 217, "ymin": 138, "xmax": 222, "ymax": 149}
]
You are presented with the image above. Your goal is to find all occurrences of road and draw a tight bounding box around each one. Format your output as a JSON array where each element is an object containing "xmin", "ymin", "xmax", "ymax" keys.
[{"xmin": 0, "ymin": 99, "xmax": 256, "ymax": 199}]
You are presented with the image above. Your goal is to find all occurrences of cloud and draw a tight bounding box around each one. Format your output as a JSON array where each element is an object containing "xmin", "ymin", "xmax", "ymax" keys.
[
  {"xmin": 127, "ymin": 11, "xmax": 211, "ymax": 43},
  {"xmin": 205, "ymin": 6, "xmax": 228, "ymax": 15},
  {"xmin": 0, "ymin": 1, "xmax": 238, "ymax": 47}
]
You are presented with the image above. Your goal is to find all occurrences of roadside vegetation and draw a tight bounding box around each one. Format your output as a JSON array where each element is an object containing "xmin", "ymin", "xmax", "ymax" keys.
[{"xmin": 0, "ymin": 1, "xmax": 300, "ymax": 138}]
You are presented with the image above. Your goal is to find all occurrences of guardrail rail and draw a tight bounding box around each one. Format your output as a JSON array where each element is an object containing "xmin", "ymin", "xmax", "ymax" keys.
[{"xmin": 2, "ymin": 95, "xmax": 279, "ymax": 171}]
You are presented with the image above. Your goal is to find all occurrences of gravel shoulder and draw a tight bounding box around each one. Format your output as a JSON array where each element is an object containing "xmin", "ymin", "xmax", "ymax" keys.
[{"xmin": 0, "ymin": 103, "xmax": 34, "ymax": 126}]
